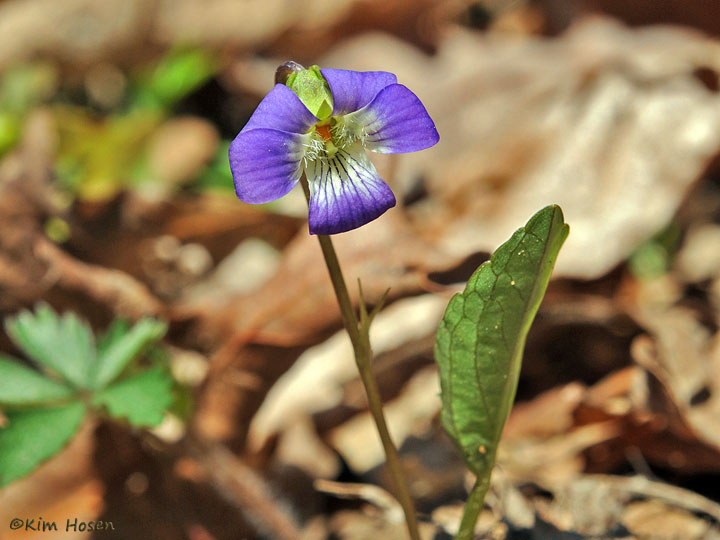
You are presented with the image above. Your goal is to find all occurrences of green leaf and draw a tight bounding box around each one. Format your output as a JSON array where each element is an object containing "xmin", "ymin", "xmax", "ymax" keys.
[
  {"xmin": 93, "ymin": 318, "xmax": 167, "ymax": 389},
  {"xmin": 131, "ymin": 48, "xmax": 217, "ymax": 110},
  {"xmin": 93, "ymin": 367, "xmax": 173, "ymax": 427},
  {"xmin": 5, "ymin": 304, "xmax": 96, "ymax": 389},
  {"xmin": 0, "ymin": 401, "xmax": 86, "ymax": 485},
  {"xmin": 434, "ymin": 205, "xmax": 568, "ymax": 476},
  {"xmin": 0, "ymin": 355, "xmax": 74, "ymax": 405}
]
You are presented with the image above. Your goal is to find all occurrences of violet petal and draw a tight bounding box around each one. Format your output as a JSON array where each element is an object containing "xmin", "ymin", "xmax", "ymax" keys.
[
  {"xmin": 229, "ymin": 128, "xmax": 308, "ymax": 203},
  {"xmin": 345, "ymin": 83, "xmax": 439, "ymax": 154},
  {"xmin": 321, "ymin": 69, "xmax": 397, "ymax": 116},
  {"xmin": 242, "ymin": 84, "xmax": 318, "ymax": 134},
  {"xmin": 306, "ymin": 143, "xmax": 396, "ymax": 235}
]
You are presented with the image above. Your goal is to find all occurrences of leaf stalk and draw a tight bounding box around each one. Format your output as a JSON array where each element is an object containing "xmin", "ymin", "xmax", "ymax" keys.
[{"xmin": 455, "ymin": 474, "xmax": 492, "ymax": 540}]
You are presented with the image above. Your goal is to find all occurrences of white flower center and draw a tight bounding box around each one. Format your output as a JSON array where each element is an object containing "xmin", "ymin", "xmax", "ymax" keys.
[{"xmin": 302, "ymin": 116, "xmax": 368, "ymax": 167}]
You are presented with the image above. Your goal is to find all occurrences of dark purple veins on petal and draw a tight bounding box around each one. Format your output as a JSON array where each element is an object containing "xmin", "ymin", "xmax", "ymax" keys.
[{"xmin": 307, "ymin": 145, "xmax": 396, "ymax": 235}]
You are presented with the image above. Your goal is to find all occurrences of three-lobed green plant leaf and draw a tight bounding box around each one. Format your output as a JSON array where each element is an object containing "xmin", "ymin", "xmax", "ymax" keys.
[
  {"xmin": 93, "ymin": 367, "xmax": 173, "ymax": 427},
  {"xmin": 5, "ymin": 304, "xmax": 96, "ymax": 389},
  {"xmin": 0, "ymin": 355, "xmax": 74, "ymax": 405},
  {"xmin": 0, "ymin": 305, "xmax": 173, "ymax": 485},
  {"xmin": 435, "ymin": 205, "xmax": 568, "ymax": 477},
  {"xmin": 0, "ymin": 401, "xmax": 86, "ymax": 486}
]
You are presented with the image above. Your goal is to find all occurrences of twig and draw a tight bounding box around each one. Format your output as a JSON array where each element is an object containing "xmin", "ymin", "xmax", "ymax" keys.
[{"xmin": 34, "ymin": 236, "xmax": 164, "ymax": 318}]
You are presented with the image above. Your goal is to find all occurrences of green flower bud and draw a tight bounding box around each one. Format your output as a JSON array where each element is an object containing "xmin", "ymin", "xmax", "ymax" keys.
[{"xmin": 285, "ymin": 65, "xmax": 333, "ymax": 120}]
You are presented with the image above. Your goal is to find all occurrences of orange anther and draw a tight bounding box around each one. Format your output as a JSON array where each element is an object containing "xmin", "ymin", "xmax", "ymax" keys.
[{"xmin": 316, "ymin": 124, "xmax": 332, "ymax": 142}]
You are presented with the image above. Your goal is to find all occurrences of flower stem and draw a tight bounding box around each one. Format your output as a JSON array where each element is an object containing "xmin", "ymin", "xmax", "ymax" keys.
[
  {"xmin": 315, "ymin": 233, "xmax": 361, "ymax": 345},
  {"xmin": 300, "ymin": 178, "xmax": 421, "ymax": 540},
  {"xmin": 455, "ymin": 475, "xmax": 491, "ymax": 540}
]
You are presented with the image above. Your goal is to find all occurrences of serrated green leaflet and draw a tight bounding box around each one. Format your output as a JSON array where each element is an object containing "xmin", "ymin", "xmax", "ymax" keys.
[
  {"xmin": 96, "ymin": 318, "xmax": 130, "ymax": 357},
  {"xmin": 0, "ymin": 401, "xmax": 86, "ymax": 485},
  {"xmin": 93, "ymin": 318, "xmax": 167, "ymax": 389},
  {"xmin": 0, "ymin": 355, "xmax": 74, "ymax": 405},
  {"xmin": 93, "ymin": 367, "xmax": 173, "ymax": 427},
  {"xmin": 434, "ymin": 205, "xmax": 568, "ymax": 476},
  {"xmin": 5, "ymin": 304, "xmax": 96, "ymax": 389}
]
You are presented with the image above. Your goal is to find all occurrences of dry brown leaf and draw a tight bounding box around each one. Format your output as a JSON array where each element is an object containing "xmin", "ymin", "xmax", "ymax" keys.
[
  {"xmin": 180, "ymin": 237, "xmax": 282, "ymax": 306},
  {"xmin": 675, "ymin": 224, "xmax": 720, "ymax": 283},
  {"xmin": 576, "ymin": 359, "xmax": 720, "ymax": 474},
  {"xmin": 315, "ymin": 479, "xmax": 403, "ymax": 520},
  {"xmin": 203, "ymin": 211, "xmax": 450, "ymax": 348},
  {"xmin": 0, "ymin": 0, "xmax": 358, "ymax": 71},
  {"xmin": 631, "ymin": 330, "xmax": 720, "ymax": 456},
  {"xmin": 247, "ymin": 294, "xmax": 447, "ymax": 451},
  {"xmin": 618, "ymin": 270, "xmax": 720, "ymax": 455},
  {"xmin": 499, "ymin": 377, "xmax": 621, "ymax": 486},
  {"xmin": 327, "ymin": 509, "xmax": 438, "ymax": 540},
  {"xmin": 190, "ymin": 212, "xmax": 454, "ymax": 441},
  {"xmin": 540, "ymin": 474, "xmax": 720, "ymax": 538},
  {"xmin": 0, "ymin": 0, "xmax": 441, "ymax": 72},
  {"xmin": 0, "ymin": 0, "xmax": 146, "ymax": 70},
  {"xmin": 153, "ymin": 0, "xmax": 357, "ymax": 47},
  {"xmin": 586, "ymin": 0, "xmax": 720, "ymax": 38},
  {"xmin": 498, "ymin": 355, "xmax": 720, "ymax": 484},
  {"xmin": 328, "ymin": 366, "xmax": 440, "ymax": 473},
  {"xmin": 431, "ymin": 503, "xmax": 500, "ymax": 539},
  {"xmin": 70, "ymin": 193, "xmax": 299, "ymax": 292},
  {"xmin": 272, "ymin": 417, "xmax": 340, "ymax": 479},
  {"xmin": 503, "ymin": 382, "xmax": 587, "ymax": 439},
  {"xmin": 500, "ymin": 420, "xmax": 619, "ymax": 486},
  {"xmin": 622, "ymin": 500, "xmax": 716, "ymax": 540},
  {"xmin": 629, "ymin": 303, "xmax": 711, "ymax": 404}
]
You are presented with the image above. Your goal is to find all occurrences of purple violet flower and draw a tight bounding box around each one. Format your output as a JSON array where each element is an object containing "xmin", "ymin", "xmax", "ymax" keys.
[{"xmin": 229, "ymin": 66, "xmax": 439, "ymax": 235}]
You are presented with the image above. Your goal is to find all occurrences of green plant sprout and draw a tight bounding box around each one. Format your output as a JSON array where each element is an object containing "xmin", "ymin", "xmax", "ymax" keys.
[
  {"xmin": 0, "ymin": 304, "xmax": 172, "ymax": 486},
  {"xmin": 228, "ymin": 61, "xmax": 569, "ymax": 539}
]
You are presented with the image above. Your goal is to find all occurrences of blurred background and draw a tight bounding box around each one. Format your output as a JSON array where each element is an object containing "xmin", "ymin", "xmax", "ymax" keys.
[{"xmin": 1, "ymin": 0, "xmax": 720, "ymax": 538}]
